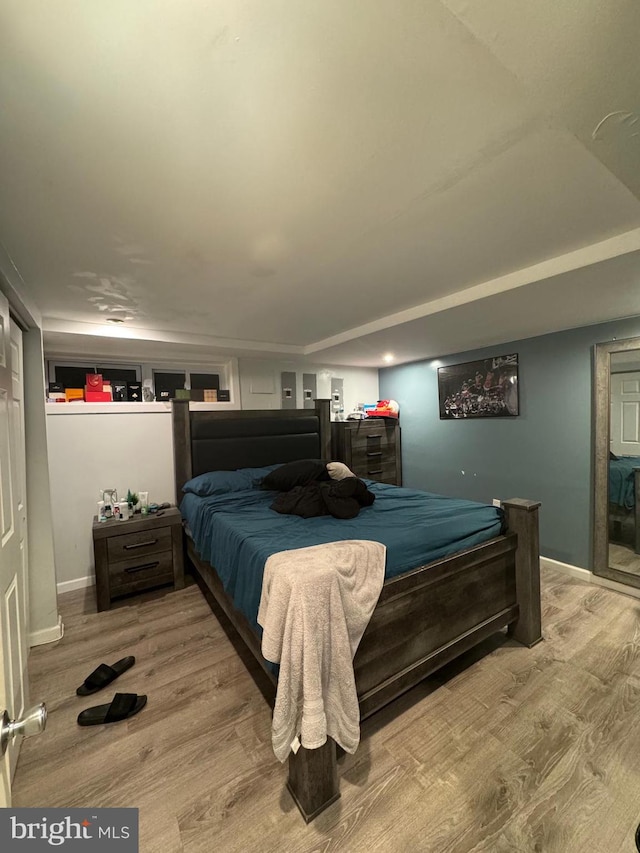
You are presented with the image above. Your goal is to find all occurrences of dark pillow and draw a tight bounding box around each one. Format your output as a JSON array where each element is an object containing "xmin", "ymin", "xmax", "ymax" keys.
[
  {"xmin": 262, "ymin": 459, "xmax": 328, "ymax": 491},
  {"xmin": 610, "ymin": 451, "xmax": 619, "ymax": 461},
  {"xmin": 183, "ymin": 465, "xmax": 281, "ymax": 496}
]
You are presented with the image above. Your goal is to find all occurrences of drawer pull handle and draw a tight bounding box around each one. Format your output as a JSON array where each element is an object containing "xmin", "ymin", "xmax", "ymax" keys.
[
  {"xmin": 366, "ymin": 434, "xmax": 382, "ymax": 440},
  {"xmin": 124, "ymin": 539, "xmax": 158, "ymax": 550},
  {"xmin": 368, "ymin": 469, "xmax": 383, "ymax": 475},
  {"xmin": 366, "ymin": 451, "xmax": 382, "ymax": 457},
  {"xmin": 125, "ymin": 561, "xmax": 160, "ymax": 574}
]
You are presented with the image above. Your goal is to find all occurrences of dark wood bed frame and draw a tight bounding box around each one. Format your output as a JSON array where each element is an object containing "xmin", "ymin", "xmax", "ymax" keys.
[{"xmin": 172, "ymin": 399, "xmax": 542, "ymax": 822}]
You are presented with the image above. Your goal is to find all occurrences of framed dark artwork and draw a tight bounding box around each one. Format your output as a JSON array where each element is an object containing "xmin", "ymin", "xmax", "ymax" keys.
[{"xmin": 438, "ymin": 353, "xmax": 519, "ymax": 419}]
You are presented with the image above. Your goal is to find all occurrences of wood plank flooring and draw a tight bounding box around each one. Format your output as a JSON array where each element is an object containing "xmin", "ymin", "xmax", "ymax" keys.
[
  {"xmin": 12, "ymin": 568, "xmax": 640, "ymax": 853},
  {"xmin": 609, "ymin": 542, "xmax": 640, "ymax": 576}
]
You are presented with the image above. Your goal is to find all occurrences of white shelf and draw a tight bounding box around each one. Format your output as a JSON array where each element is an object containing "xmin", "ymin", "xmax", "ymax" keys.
[{"xmin": 46, "ymin": 401, "xmax": 239, "ymax": 415}]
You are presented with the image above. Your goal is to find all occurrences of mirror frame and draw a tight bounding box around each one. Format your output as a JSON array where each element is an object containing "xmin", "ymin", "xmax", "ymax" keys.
[{"xmin": 593, "ymin": 335, "xmax": 640, "ymax": 587}]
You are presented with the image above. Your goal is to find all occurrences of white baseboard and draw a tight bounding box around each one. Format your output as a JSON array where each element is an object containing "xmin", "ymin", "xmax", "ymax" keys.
[
  {"xmin": 29, "ymin": 615, "xmax": 64, "ymax": 647},
  {"xmin": 541, "ymin": 555, "xmax": 640, "ymax": 600},
  {"xmin": 540, "ymin": 556, "xmax": 592, "ymax": 582},
  {"xmin": 56, "ymin": 575, "xmax": 95, "ymax": 595}
]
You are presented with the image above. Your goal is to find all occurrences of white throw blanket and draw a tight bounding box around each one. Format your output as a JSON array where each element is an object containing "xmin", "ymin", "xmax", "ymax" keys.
[{"xmin": 257, "ymin": 539, "xmax": 386, "ymax": 762}]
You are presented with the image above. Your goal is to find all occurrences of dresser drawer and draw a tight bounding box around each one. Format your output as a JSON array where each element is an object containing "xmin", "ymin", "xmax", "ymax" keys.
[
  {"xmin": 106, "ymin": 526, "xmax": 172, "ymax": 563},
  {"xmin": 109, "ymin": 550, "xmax": 175, "ymax": 591},
  {"xmin": 350, "ymin": 458, "xmax": 397, "ymax": 483},
  {"xmin": 349, "ymin": 426, "xmax": 396, "ymax": 454},
  {"xmin": 351, "ymin": 442, "xmax": 396, "ymax": 468}
]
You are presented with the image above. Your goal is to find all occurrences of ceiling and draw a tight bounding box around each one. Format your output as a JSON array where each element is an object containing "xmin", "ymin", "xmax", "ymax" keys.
[{"xmin": 1, "ymin": 1, "xmax": 639, "ymax": 366}]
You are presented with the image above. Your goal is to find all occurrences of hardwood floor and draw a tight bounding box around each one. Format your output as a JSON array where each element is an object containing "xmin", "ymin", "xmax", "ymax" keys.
[{"xmin": 12, "ymin": 568, "xmax": 640, "ymax": 853}]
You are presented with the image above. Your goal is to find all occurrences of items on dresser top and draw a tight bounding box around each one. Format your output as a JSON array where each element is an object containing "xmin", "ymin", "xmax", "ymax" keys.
[
  {"xmin": 365, "ymin": 399, "xmax": 399, "ymax": 419},
  {"xmin": 92, "ymin": 507, "xmax": 185, "ymax": 610}
]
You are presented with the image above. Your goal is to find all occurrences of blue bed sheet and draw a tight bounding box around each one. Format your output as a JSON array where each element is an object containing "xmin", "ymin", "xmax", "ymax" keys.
[
  {"xmin": 609, "ymin": 456, "xmax": 640, "ymax": 509},
  {"xmin": 181, "ymin": 482, "xmax": 503, "ymax": 633}
]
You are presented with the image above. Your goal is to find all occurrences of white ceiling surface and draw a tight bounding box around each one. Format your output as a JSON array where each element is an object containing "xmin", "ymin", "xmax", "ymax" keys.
[{"xmin": 2, "ymin": 1, "xmax": 640, "ymax": 366}]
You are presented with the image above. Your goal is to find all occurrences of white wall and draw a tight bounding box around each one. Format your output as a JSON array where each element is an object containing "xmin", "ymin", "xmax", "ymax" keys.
[
  {"xmin": 46, "ymin": 407, "xmax": 175, "ymax": 588},
  {"xmin": 23, "ymin": 329, "xmax": 60, "ymax": 643},
  {"xmin": 239, "ymin": 358, "xmax": 379, "ymax": 413}
]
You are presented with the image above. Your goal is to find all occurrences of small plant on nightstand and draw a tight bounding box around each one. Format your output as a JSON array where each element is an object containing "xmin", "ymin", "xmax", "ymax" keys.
[{"xmin": 126, "ymin": 489, "xmax": 139, "ymax": 513}]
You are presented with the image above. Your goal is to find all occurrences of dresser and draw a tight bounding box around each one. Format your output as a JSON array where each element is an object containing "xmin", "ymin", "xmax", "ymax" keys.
[
  {"xmin": 331, "ymin": 419, "xmax": 402, "ymax": 486},
  {"xmin": 92, "ymin": 507, "xmax": 185, "ymax": 611}
]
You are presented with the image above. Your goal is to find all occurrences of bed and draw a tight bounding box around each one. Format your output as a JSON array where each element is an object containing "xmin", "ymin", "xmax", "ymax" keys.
[
  {"xmin": 172, "ymin": 399, "xmax": 542, "ymax": 821},
  {"xmin": 609, "ymin": 455, "xmax": 640, "ymax": 554}
]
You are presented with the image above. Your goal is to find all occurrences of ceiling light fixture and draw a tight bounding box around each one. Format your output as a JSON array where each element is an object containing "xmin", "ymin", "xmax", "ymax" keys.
[{"xmin": 382, "ymin": 353, "xmax": 394, "ymax": 363}]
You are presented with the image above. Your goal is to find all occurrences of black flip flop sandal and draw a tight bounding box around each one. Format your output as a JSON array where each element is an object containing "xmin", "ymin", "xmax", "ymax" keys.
[
  {"xmin": 77, "ymin": 693, "xmax": 147, "ymax": 726},
  {"xmin": 76, "ymin": 656, "xmax": 136, "ymax": 696}
]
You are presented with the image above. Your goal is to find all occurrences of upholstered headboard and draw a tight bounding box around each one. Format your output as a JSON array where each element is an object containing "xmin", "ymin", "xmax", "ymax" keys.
[{"xmin": 172, "ymin": 400, "xmax": 332, "ymax": 501}]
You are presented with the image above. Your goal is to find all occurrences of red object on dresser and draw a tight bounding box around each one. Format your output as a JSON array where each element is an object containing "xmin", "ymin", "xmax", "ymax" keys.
[{"xmin": 85, "ymin": 390, "xmax": 111, "ymax": 403}]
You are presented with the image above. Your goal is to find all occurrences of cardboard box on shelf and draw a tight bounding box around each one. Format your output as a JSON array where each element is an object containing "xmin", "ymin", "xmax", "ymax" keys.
[
  {"xmin": 65, "ymin": 388, "xmax": 84, "ymax": 402},
  {"xmin": 112, "ymin": 382, "xmax": 127, "ymax": 401}
]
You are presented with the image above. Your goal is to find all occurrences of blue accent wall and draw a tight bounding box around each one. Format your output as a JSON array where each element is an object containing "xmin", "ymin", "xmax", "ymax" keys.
[{"xmin": 379, "ymin": 317, "xmax": 640, "ymax": 569}]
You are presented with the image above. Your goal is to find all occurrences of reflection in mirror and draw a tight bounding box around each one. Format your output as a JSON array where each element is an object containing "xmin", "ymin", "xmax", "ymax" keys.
[
  {"xmin": 608, "ymin": 350, "xmax": 640, "ymax": 576},
  {"xmin": 593, "ymin": 337, "xmax": 640, "ymax": 589}
]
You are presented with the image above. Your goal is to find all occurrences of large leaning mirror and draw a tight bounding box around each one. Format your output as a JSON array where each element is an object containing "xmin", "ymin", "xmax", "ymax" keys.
[{"xmin": 594, "ymin": 336, "xmax": 640, "ymax": 587}]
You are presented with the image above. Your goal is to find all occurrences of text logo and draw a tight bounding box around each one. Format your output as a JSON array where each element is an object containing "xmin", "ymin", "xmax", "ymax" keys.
[{"xmin": 0, "ymin": 808, "xmax": 138, "ymax": 851}]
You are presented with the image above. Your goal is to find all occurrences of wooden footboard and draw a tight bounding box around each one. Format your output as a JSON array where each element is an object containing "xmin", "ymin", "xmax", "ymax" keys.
[{"xmin": 184, "ymin": 497, "xmax": 541, "ymax": 822}]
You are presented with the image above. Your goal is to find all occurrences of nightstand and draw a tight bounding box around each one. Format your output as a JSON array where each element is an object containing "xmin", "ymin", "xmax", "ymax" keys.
[{"xmin": 92, "ymin": 507, "xmax": 185, "ymax": 611}]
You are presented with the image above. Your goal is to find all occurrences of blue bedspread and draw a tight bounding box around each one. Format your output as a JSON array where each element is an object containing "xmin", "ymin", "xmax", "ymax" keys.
[
  {"xmin": 609, "ymin": 456, "xmax": 640, "ymax": 509},
  {"xmin": 181, "ymin": 482, "xmax": 503, "ymax": 632}
]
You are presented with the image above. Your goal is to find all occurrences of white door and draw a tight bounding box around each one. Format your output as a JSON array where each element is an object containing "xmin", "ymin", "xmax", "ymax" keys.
[
  {"xmin": 611, "ymin": 372, "xmax": 640, "ymax": 456},
  {"xmin": 0, "ymin": 293, "xmax": 29, "ymax": 806}
]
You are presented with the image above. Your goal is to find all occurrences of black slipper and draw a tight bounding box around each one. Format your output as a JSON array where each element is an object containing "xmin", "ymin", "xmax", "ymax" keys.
[
  {"xmin": 77, "ymin": 693, "xmax": 147, "ymax": 726},
  {"xmin": 76, "ymin": 656, "xmax": 135, "ymax": 696}
]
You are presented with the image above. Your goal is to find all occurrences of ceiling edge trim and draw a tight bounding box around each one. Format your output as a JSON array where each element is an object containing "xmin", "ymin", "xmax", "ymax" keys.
[
  {"xmin": 41, "ymin": 318, "xmax": 305, "ymax": 356},
  {"xmin": 304, "ymin": 227, "xmax": 640, "ymax": 355}
]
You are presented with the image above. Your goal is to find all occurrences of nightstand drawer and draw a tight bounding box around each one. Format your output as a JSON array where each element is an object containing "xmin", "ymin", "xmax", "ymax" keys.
[
  {"xmin": 107, "ymin": 526, "xmax": 172, "ymax": 563},
  {"xmin": 93, "ymin": 507, "xmax": 185, "ymax": 611},
  {"xmin": 109, "ymin": 551, "xmax": 175, "ymax": 591}
]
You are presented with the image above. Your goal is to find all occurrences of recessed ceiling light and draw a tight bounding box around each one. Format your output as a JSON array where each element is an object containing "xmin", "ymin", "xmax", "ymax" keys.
[
  {"xmin": 105, "ymin": 317, "xmax": 125, "ymax": 324},
  {"xmin": 382, "ymin": 353, "xmax": 394, "ymax": 363}
]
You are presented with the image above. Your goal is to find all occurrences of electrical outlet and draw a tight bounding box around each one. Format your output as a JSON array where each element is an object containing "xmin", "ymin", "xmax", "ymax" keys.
[{"xmin": 492, "ymin": 498, "xmax": 501, "ymax": 507}]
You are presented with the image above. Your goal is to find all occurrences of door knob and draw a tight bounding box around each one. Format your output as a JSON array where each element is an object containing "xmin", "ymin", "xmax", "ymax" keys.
[{"xmin": 0, "ymin": 703, "xmax": 47, "ymax": 757}]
